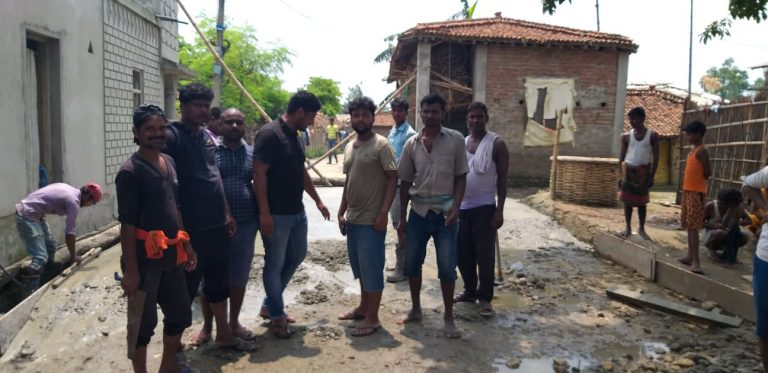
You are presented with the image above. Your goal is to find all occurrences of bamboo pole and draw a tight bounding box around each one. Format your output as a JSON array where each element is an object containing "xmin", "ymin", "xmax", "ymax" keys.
[
  {"xmin": 549, "ymin": 110, "xmax": 564, "ymax": 200},
  {"xmin": 306, "ymin": 74, "xmax": 416, "ymax": 169},
  {"xmin": 176, "ymin": 0, "xmax": 333, "ymax": 185}
]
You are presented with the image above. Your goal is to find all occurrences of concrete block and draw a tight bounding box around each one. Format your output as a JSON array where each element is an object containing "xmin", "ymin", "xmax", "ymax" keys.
[{"xmin": 593, "ymin": 231, "xmax": 656, "ymax": 279}]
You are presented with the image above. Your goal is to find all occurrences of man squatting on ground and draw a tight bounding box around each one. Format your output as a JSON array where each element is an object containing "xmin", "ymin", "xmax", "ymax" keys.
[
  {"xmin": 162, "ymin": 83, "xmax": 255, "ymax": 351},
  {"xmin": 454, "ymin": 101, "xmax": 509, "ymax": 317},
  {"xmin": 703, "ymin": 188, "xmax": 750, "ymax": 264},
  {"xmin": 740, "ymin": 165, "xmax": 768, "ymax": 372},
  {"xmin": 618, "ymin": 107, "xmax": 659, "ymax": 239},
  {"xmin": 192, "ymin": 107, "xmax": 261, "ymax": 344},
  {"xmin": 398, "ymin": 93, "xmax": 468, "ymax": 338},
  {"xmin": 678, "ymin": 121, "xmax": 711, "ymax": 274},
  {"xmin": 386, "ymin": 97, "xmax": 417, "ymax": 283},
  {"xmin": 117, "ymin": 105, "xmax": 198, "ymax": 373},
  {"xmin": 337, "ymin": 96, "xmax": 398, "ymax": 336},
  {"xmin": 253, "ymin": 91, "xmax": 331, "ymax": 338}
]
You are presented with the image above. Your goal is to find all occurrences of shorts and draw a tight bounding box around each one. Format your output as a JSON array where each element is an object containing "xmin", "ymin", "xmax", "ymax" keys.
[
  {"xmin": 403, "ymin": 209, "xmax": 458, "ymax": 281},
  {"xmin": 681, "ymin": 191, "xmax": 705, "ymax": 230},
  {"xmin": 755, "ymin": 255, "xmax": 768, "ymax": 339},
  {"xmin": 229, "ymin": 221, "xmax": 259, "ymax": 288},
  {"xmin": 136, "ymin": 265, "xmax": 192, "ymax": 347},
  {"xmin": 347, "ymin": 223, "xmax": 386, "ymax": 292},
  {"xmin": 186, "ymin": 226, "xmax": 231, "ymax": 303}
]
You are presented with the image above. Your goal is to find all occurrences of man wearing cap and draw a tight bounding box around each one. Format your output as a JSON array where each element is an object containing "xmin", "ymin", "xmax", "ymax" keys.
[{"xmin": 15, "ymin": 181, "xmax": 103, "ymax": 289}]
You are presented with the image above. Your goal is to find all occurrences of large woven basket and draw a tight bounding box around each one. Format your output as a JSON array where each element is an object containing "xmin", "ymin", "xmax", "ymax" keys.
[{"xmin": 549, "ymin": 156, "xmax": 620, "ymax": 206}]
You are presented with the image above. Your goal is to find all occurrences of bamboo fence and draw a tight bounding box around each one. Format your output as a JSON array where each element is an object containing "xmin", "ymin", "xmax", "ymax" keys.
[{"xmin": 678, "ymin": 101, "xmax": 768, "ymax": 201}]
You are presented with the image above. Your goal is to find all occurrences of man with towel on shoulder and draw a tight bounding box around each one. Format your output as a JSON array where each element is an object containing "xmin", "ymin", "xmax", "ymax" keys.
[
  {"xmin": 618, "ymin": 107, "xmax": 659, "ymax": 240},
  {"xmin": 454, "ymin": 101, "xmax": 509, "ymax": 317}
]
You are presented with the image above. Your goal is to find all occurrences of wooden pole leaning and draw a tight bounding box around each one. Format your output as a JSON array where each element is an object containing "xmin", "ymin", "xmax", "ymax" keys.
[
  {"xmin": 549, "ymin": 110, "xmax": 564, "ymax": 200},
  {"xmin": 306, "ymin": 74, "xmax": 416, "ymax": 169},
  {"xmin": 176, "ymin": 0, "xmax": 332, "ymax": 185}
]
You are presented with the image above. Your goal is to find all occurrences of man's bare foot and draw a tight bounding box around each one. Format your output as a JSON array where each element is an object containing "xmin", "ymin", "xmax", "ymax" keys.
[
  {"xmin": 442, "ymin": 319, "xmax": 461, "ymax": 339},
  {"xmin": 188, "ymin": 327, "xmax": 212, "ymax": 346},
  {"xmin": 617, "ymin": 230, "xmax": 631, "ymax": 239},
  {"xmin": 678, "ymin": 256, "xmax": 692, "ymax": 266},
  {"xmin": 398, "ymin": 309, "xmax": 422, "ymax": 325},
  {"xmin": 689, "ymin": 264, "xmax": 704, "ymax": 274},
  {"xmin": 638, "ymin": 230, "xmax": 651, "ymax": 240}
]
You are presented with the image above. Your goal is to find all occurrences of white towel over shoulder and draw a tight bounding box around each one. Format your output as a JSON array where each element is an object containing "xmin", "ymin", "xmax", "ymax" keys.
[{"xmin": 467, "ymin": 132, "xmax": 499, "ymax": 175}]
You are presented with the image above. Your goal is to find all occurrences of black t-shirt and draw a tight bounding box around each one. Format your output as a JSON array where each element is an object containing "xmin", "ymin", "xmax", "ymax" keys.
[
  {"xmin": 162, "ymin": 122, "xmax": 227, "ymax": 231},
  {"xmin": 115, "ymin": 153, "xmax": 180, "ymax": 271},
  {"xmin": 253, "ymin": 118, "xmax": 306, "ymax": 215}
]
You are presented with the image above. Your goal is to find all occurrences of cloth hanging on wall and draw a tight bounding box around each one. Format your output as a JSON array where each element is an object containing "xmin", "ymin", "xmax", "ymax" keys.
[{"xmin": 523, "ymin": 78, "xmax": 578, "ymax": 147}]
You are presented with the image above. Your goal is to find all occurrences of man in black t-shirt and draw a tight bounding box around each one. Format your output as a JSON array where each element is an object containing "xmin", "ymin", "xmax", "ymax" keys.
[
  {"xmin": 253, "ymin": 90, "xmax": 331, "ymax": 338},
  {"xmin": 116, "ymin": 105, "xmax": 197, "ymax": 373},
  {"xmin": 162, "ymin": 83, "xmax": 255, "ymax": 351}
]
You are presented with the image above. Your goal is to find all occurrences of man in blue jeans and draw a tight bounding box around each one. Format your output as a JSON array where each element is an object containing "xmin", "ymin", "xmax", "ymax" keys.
[
  {"xmin": 16, "ymin": 182, "xmax": 103, "ymax": 291},
  {"xmin": 397, "ymin": 94, "xmax": 468, "ymax": 339},
  {"xmin": 253, "ymin": 91, "xmax": 331, "ymax": 338},
  {"xmin": 337, "ymin": 96, "xmax": 397, "ymax": 336}
]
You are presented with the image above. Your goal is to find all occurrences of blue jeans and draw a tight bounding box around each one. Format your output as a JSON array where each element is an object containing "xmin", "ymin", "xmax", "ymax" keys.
[
  {"xmin": 403, "ymin": 209, "xmax": 459, "ymax": 281},
  {"xmin": 347, "ymin": 224, "xmax": 386, "ymax": 292},
  {"xmin": 229, "ymin": 221, "xmax": 259, "ymax": 288},
  {"xmin": 15, "ymin": 213, "xmax": 57, "ymax": 272},
  {"xmin": 261, "ymin": 211, "xmax": 308, "ymax": 319}
]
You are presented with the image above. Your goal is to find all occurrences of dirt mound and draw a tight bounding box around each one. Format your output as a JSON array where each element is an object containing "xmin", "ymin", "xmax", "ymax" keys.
[{"xmin": 307, "ymin": 240, "xmax": 349, "ymax": 272}]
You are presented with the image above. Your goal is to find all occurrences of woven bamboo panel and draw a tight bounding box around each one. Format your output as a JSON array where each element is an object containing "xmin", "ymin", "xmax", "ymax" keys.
[{"xmin": 551, "ymin": 156, "xmax": 620, "ymax": 206}]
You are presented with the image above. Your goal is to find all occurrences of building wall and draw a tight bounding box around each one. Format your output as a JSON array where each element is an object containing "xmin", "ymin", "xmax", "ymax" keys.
[
  {"xmin": 0, "ymin": 0, "xmax": 109, "ymax": 267},
  {"xmin": 484, "ymin": 45, "xmax": 624, "ymax": 185},
  {"xmin": 0, "ymin": 0, "xmax": 176, "ymax": 268}
]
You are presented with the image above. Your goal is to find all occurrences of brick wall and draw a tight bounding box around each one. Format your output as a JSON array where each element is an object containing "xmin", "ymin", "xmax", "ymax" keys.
[
  {"xmin": 103, "ymin": 0, "xmax": 163, "ymax": 183},
  {"xmin": 485, "ymin": 45, "xmax": 621, "ymax": 185}
]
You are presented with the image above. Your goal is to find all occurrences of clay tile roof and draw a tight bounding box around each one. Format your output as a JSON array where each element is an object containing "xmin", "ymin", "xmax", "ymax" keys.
[
  {"xmin": 374, "ymin": 112, "xmax": 396, "ymax": 127},
  {"xmin": 624, "ymin": 88, "xmax": 685, "ymax": 138},
  {"xmin": 399, "ymin": 16, "xmax": 637, "ymax": 51}
]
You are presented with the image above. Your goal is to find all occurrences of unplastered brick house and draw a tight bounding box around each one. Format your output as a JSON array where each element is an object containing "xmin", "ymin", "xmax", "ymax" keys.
[
  {"xmin": 0, "ymin": 0, "xmax": 191, "ymax": 269},
  {"xmin": 387, "ymin": 13, "xmax": 638, "ymax": 185}
]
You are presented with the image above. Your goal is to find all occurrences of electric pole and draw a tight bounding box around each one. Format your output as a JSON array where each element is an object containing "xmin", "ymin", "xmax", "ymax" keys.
[
  {"xmin": 595, "ymin": 0, "xmax": 600, "ymax": 31},
  {"xmin": 212, "ymin": 0, "xmax": 225, "ymax": 106}
]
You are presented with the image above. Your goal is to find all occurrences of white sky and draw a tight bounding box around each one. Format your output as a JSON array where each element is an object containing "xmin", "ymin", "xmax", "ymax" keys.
[{"xmin": 177, "ymin": 0, "xmax": 768, "ymax": 104}]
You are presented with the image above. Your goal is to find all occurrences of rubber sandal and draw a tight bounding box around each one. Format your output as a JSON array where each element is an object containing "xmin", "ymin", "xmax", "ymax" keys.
[
  {"xmin": 216, "ymin": 337, "xmax": 257, "ymax": 352},
  {"xmin": 270, "ymin": 318, "xmax": 294, "ymax": 339},
  {"xmin": 351, "ymin": 324, "xmax": 381, "ymax": 337},
  {"xmin": 452, "ymin": 292, "xmax": 477, "ymax": 304},
  {"xmin": 338, "ymin": 311, "xmax": 365, "ymax": 320},
  {"xmin": 478, "ymin": 303, "xmax": 494, "ymax": 317},
  {"xmin": 232, "ymin": 326, "xmax": 257, "ymax": 340},
  {"xmin": 187, "ymin": 330, "xmax": 212, "ymax": 347},
  {"xmin": 260, "ymin": 306, "xmax": 296, "ymax": 323}
]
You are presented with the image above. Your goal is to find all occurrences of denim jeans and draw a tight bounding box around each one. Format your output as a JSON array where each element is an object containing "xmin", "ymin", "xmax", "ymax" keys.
[
  {"xmin": 403, "ymin": 209, "xmax": 459, "ymax": 281},
  {"xmin": 347, "ymin": 223, "xmax": 386, "ymax": 292},
  {"xmin": 261, "ymin": 211, "xmax": 308, "ymax": 318},
  {"xmin": 15, "ymin": 213, "xmax": 57, "ymax": 271}
]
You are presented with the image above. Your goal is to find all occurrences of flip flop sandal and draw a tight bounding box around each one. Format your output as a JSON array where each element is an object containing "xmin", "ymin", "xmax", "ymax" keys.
[
  {"xmin": 338, "ymin": 311, "xmax": 366, "ymax": 320},
  {"xmin": 479, "ymin": 305, "xmax": 494, "ymax": 317},
  {"xmin": 452, "ymin": 292, "xmax": 477, "ymax": 303},
  {"xmin": 351, "ymin": 324, "xmax": 381, "ymax": 337},
  {"xmin": 216, "ymin": 337, "xmax": 257, "ymax": 352},
  {"xmin": 259, "ymin": 307, "xmax": 297, "ymax": 323},
  {"xmin": 270, "ymin": 319, "xmax": 294, "ymax": 339},
  {"xmin": 232, "ymin": 327, "xmax": 257, "ymax": 341},
  {"xmin": 187, "ymin": 331, "xmax": 212, "ymax": 347}
]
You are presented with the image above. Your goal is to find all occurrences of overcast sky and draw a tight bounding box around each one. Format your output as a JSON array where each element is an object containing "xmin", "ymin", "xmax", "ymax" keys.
[{"xmin": 178, "ymin": 0, "xmax": 768, "ymax": 104}]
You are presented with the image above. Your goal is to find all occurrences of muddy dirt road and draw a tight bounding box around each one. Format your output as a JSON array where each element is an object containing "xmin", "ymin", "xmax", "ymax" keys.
[{"xmin": 0, "ymin": 189, "xmax": 761, "ymax": 372}]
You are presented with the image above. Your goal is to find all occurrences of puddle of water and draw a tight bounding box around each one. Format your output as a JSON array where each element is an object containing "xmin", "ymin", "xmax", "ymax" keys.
[
  {"xmin": 493, "ymin": 357, "xmax": 587, "ymax": 372},
  {"xmin": 494, "ymin": 293, "xmax": 530, "ymax": 311}
]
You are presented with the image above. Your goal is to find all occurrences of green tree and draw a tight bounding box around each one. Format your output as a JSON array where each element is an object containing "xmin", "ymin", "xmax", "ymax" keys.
[
  {"xmin": 699, "ymin": 58, "xmax": 750, "ymax": 100},
  {"xmin": 342, "ymin": 84, "xmax": 364, "ymax": 112},
  {"xmin": 178, "ymin": 17, "xmax": 292, "ymax": 123},
  {"xmin": 305, "ymin": 77, "xmax": 342, "ymax": 116},
  {"xmin": 539, "ymin": 0, "xmax": 767, "ymax": 43}
]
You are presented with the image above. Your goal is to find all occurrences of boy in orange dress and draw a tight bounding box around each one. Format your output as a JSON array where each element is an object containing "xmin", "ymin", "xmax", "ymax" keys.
[{"xmin": 678, "ymin": 121, "xmax": 712, "ymax": 274}]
